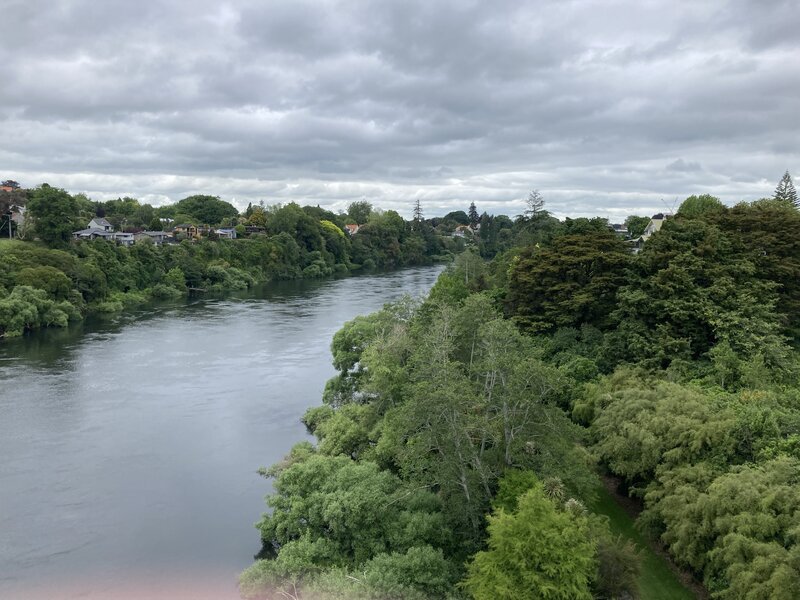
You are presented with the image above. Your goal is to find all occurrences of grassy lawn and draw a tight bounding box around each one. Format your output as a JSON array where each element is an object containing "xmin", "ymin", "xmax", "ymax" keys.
[{"xmin": 590, "ymin": 485, "xmax": 697, "ymax": 600}]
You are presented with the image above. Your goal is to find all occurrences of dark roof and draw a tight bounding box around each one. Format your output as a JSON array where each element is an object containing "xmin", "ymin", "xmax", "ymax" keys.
[{"xmin": 73, "ymin": 228, "xmax": 113, "ymax": 237}]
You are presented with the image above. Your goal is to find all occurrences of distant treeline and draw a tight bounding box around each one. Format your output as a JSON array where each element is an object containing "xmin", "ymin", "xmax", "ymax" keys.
[
  {"xmin": 241, "ymin": 193, "xmax": 800, "ymax": 599},
  {"xmin": 2, "ymin": 186, "xmax": 488, "ymax": 337},
  {"xmin": 0, "ymin": 183, "xmax": 595, "ymax": 339}
]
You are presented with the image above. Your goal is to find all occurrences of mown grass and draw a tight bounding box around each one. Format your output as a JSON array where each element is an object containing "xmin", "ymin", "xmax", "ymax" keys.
[{"xmin": 590, "ymin": 485, "xmax": 698, "ymax": 600}]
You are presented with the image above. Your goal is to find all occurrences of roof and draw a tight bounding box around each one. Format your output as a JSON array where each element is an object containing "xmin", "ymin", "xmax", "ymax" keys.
[
  {"xmin": 73, "ymin": 228, "xmax": 114, "ymax": 237},
  {"xmin": 90, "ymin": 217, "xmax": 112, "ymax": 227}
]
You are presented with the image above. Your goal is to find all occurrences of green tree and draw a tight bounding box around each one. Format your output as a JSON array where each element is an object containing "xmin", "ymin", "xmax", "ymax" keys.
[
  {"xmin": 347, "ymin": 200, "xmax": 373, "ymax": 224},
  {"xmin": 506, "ymin": 227, "xmax": 631, "ymax": 332},
  {"xmin": 644, "ymin": 457, "xmax": 800, "ymax": 598},
  {"xmin": 252, "ymin": 450, "xmax": 449, "ymax": 572},
  {"xmin": 773, "ymin": 170, "xmax": 798, "ymax": 207},
  {"xmin": 173, "ymin": 195, "xmax": 239, "ymax": 225},
  {"xmin": 716, "ymin": 200, "xmax": 800, "ymax": 339},
  {"xmin": 463, "ymin": 480, "xmax": 595, "ymax": 600},
  {"xmin": 625, "ymin": 215, "xmax": 651, "ymax": 238},
  {"xmin": 677, "ymin": 194, "xmax": 725, "ymax": 219},
  {"xmin": 246, "ymin": 205, "xmax": 268, "ymax": 228},
  {"xmin": 26, "ymin": 184, "xmax": 80, "ymax": 247},
  {"xmin": 442, "ymin": 210, "xmax": 469, "ymax": 225},
  {"xmin": 468, "ymin": 202, "xmax": 479, "ymax": 228}
]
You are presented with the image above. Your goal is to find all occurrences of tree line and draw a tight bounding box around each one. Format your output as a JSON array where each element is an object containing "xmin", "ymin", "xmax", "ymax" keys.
[{"xmin": 0, "ymin": 186, "xmax": 473, "ymax": 338}]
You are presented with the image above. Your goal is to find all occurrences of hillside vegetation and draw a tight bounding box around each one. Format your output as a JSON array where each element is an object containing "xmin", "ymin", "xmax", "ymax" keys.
[{"xmin": 0, "ymin": 187, "xmax": 473, "ymax": 337}]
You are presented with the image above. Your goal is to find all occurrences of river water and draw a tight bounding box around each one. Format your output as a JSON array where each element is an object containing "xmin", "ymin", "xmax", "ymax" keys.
[{"xmin": 0, "ymin": 266, "xmax": 443, "ymax": 599}]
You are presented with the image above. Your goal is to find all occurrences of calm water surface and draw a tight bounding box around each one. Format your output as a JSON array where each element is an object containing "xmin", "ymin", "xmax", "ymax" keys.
[{"xmin": 0, "ymin": 266, "xmax": 443, "ymax": 599}]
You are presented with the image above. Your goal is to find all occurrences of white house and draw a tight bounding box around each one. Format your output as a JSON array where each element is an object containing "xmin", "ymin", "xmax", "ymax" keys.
[{"xmin": 88, "ymin": 217, "xmax": 114, "ymax": 232}]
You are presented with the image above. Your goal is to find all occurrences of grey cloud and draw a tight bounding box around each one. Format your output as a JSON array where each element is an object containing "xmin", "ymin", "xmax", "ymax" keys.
[
  {"xmin": 1, "ymin": 0, "xmax": 798, "ymax": 218},
  {"xmin": 667, "ymin": 159, "xmax": 703, "ymax": 172}
]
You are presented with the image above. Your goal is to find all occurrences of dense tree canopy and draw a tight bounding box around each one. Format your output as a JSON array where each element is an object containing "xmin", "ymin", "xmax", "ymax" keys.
[
  {"xmin": 506, "ymin": 222, "xmax": 631, "ymax": 332},
  {"xmin": 172, "ymin": 195, "xmax": 239, "ymax": 225}
]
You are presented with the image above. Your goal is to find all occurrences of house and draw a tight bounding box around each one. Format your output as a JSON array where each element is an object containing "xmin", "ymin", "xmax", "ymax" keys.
[
  {"xmin": 630, "ymin": 213, "xmax": 670, "ymax": 253},
  {"xmin": 113, "ymin": 232, "xmax": 135, "ymax": 247},
  {"xmin": 344, "ymin": 224, "xmax": 360, "ymax": 235},
  {"xmin": 215, "ymin": 227, "xmax": 237, "ymax": 239},
  {"xmin": 244, "ymin": 225, "xmax": 266, "ymax": 235},
  {"xmin": 73, "ymin": 228, "xmax": 115, "ymax": 241},
  {"xmin": 610, "ymin": 223, "xmax": 628, "ymax": 238},
  {"xmin": 173, "ymin": 224, "xmax": 200, "ymax": 239},
  {"xmin": 453, "ymin": 225, "xmax": 472, "ymax": 238},
  {"xmin": 135, "ymin": 231, "xmax": 171, "ymax": 246},
  {"xmin": 641, "ymin": 213, "xmax": 667, "ymax": 239},
  {"xmin": 88, "ymin": 217, "xmax": 114, "ymax": 232}
]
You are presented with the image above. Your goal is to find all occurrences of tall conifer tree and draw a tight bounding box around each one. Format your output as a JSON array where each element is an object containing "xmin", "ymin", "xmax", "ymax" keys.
[
  {"xmin": 468, "ymin": 202, "xmax": 479, "ymax": 228},
  {"xmin": 774, "ymin": 170, "xmax": 798, "ymax": 207}
]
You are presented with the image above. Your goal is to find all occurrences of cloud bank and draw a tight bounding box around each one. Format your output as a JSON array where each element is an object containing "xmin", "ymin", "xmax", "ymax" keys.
[{"xmin": 1, "ymin": 0, "xmax": 798, "ymax": 218}]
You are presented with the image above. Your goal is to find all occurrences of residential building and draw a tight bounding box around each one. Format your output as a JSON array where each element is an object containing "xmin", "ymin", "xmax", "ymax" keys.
[
  {"xmin": 135, "ymin": 231, "xmax": 171, "ymax": 245},
  {"xmin": 88, "ymin": 217, "xmax": 114, "ymax": 232},
  {"xmin": 216, "ymin": 228, "xmax": 237, "ymax": 239}
]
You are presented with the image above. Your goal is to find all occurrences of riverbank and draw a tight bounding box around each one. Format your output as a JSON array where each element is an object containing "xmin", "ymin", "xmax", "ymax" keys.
[{"xmin": 0, "ymin": 236, "xmax": 455, "ymax": 339}]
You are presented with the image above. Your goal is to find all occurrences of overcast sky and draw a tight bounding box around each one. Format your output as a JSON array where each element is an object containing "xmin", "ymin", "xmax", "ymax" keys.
[{"xmin": 1, "ymin": 0, "xmax": 797, "ymax": 219}]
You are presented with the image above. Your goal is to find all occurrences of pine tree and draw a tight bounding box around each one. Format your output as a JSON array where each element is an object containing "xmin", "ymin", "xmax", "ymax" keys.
[
  {"xmin": 468, "ymin": 202, "xmax": 479, "ymax": 229},
  {"xmin": 412, "ymin": 198, "xmax": 423, "ymax": 224},
  {"xmin": 525, "ymin": 189, "xmax": 545, "ymax": 218},
  {"xmin": 774, "ymin": 170, "xmax": 798, "ymax": 208}
]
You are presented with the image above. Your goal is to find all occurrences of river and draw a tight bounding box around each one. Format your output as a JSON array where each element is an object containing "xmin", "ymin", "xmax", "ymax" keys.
[{"xmin": 0, "ymin": 265, "xmax": 444, "ymax": 599}]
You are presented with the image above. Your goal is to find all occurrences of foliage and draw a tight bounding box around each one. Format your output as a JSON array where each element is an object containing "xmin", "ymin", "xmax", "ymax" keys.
[
  {"xmin": 347, "ymin": 200, "xmax": 373, "ymax": 224},
  {"xmin": 677, "ymin": 194, "xmax": 725, "ymax": 219},
  {"xmin": 26, "ymin": 184, "xmax": 80, "ymax": 247},
  {"xmin": 256, "ymin": 453, "xmax": 450, "ymax": 560},
  {"xmin": 773, "ymin": 170, "xmax": 798, "ymax": 207},
  {"xmin": 612, "ymin": 216, "xmax": 790, "ymax": 370},
  {"xmin": 506, "ymin": 224, "xmax": 631, "ymax": 332},
  {"xmin": 462, "ymin": 480, "xmax": 596, "ymax": 600},
  {"xmin": 173, "ymin": 194, "xmax": 239, "ymax": 225},
  {"xmin": 625, "ymin": 215, "xmax": 651, "ymax": 238},
  {"xmin": 468, "ymin": 203, "xmax": 479, "ymax": 228}
]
